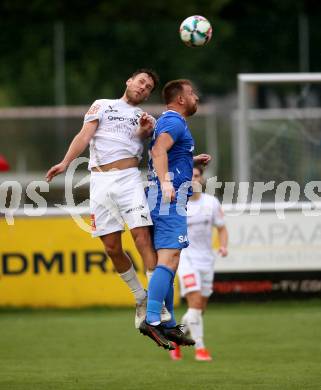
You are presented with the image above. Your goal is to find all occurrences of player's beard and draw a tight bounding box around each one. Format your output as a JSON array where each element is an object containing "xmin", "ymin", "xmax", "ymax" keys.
[
  {"xmin": 125, "ymin": 89, "xmax": 145, "ymax": 105},
  {"xmin": 186, "ymin": 101, "xmax": 198, "ymax": 116}
]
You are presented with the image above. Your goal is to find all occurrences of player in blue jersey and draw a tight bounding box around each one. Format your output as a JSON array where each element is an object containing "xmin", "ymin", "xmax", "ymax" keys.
[{"xmin": 139, "ymin": 79, "xmax": 211, "ymax": 350}]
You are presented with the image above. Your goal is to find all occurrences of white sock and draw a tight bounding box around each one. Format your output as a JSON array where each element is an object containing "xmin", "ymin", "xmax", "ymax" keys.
[
  {"xmin": 146, "ymin": 270, "xmax": 153, "ymax": 284},
  {"xmin": 119, "ymin": 264, "xmax": 146, "ymax": 304},
  {"xmin": 185, "ymin": 308, "xmax": 205, "ymax": 349},
  {"xmin": 181, "ymin": 312, "xmax": 189, "ymax": 333}
]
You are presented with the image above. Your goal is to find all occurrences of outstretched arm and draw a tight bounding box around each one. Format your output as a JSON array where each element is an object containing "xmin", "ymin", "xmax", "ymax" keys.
[{"xmin": 45, "ymin": 120, "xmax": 98, "ymax": 182}]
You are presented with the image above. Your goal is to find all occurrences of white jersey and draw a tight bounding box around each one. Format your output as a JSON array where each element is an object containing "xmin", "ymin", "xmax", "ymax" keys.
[
  {"xmin": 180, "ymin": 193, "xmax": 225, "ymax": 269},
  {"xmin": 84, "ymin": 99, "xmax": 145, "ymax": 170}
]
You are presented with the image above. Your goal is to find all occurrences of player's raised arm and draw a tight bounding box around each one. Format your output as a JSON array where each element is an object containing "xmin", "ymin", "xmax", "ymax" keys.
[
  {"xmin": 136, "ymin": 112, "xmax": 156, "ymax": 139},
  {"xmin": 45, "ymin": 120, "xmax": 98, "ymax": 182},
  {"xmin": 193, "ymin": 153, "xmax": 212, "ymax": 165},
  {"xmin": 151, "ymin": 132, "xmax": 176, "ymax": 202}
]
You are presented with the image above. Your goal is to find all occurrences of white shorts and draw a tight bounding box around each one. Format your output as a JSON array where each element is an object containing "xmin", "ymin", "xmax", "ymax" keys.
[
  {"xmin": 90, "ymin": 168, "xmax": 152, "ymax": 237},
  {"xmin": 177, "ymin": 255, "xmax": 214, "ymax": 298}
]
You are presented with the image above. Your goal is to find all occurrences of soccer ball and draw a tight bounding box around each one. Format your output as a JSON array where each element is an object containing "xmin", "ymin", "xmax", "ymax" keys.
[{"xmin": 179, "ymin": 15, "xmax": 212, "ymax": 47}]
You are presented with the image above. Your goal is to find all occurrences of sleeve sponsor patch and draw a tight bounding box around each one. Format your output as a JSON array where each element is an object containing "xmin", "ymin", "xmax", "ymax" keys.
[
  {"xmin": 183, "ymin": 273, "xmax": 197, "ymax": 288},
  {"xmin": 86, "ymin": 104, "xmax": 101, "ymax": 116},
  {"xmin": 90, "ymin": 214, "xmax": 96, "ymax": 231}
]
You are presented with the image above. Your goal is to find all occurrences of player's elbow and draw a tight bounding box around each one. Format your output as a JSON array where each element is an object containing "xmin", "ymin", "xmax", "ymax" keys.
[
  {"xmin": 76, "ymin": 129, "xmax": 93, "ymax": 145},
  {"xmin": 151, "ymin": 144, "xmax": 166, "ymax": 159},
  {"xmin": 218, "ymin": 225, "xmax": 228, "ymax": 236},
  {"xmin": 78, "ymin": 121, "xmax": 97, "ymax": 144},
  {"xmin": 151, "ymin": 146, "xmax": 158, "ymax": 158},
  {"xmin": 74, "ymin": 133, "xmax": 89, "ymax": 147}
]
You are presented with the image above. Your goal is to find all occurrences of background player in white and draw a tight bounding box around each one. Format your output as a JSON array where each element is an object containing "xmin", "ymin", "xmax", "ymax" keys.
[
  {"xmin": 46, "ymin": 69, "xmax": 169, "ymax": 327},
  {"xmin": 170, "ymin": 163, "xmax": 228, "ymax": 361}
]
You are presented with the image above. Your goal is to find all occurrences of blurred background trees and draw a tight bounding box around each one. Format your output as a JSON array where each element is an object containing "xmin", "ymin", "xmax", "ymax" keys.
[{"xmin": 0, "ymin": 0, "xmax": 321, "ymax": 106}]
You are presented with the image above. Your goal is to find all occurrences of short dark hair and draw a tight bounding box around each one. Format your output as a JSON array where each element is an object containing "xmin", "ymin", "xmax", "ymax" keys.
[
  {"xmin": 162, "ymin": 79, "xmax": 193, "ymax": 104},
  {"xmin": 131, "ymin": 68, "xmax": 159, "ymax": 92},
  {"xmin": 193, "ymin": 162, "xmax": 204, "ymax": 175}
]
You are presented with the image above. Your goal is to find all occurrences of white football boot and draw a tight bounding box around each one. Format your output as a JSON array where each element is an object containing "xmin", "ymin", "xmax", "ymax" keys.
[
  {"xmin": 135, "ymin": 293, "xmax": 171, "ymax": 328},
  {"xmin": 135, "ymin": 295, "xmax": 148, "ymax": 329}
]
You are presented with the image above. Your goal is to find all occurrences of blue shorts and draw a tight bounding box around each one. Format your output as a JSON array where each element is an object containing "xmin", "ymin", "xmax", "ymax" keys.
[
  {"xmin": 150, "ymin": 210, "xmax": 189, "ymax": 251},
  {"xmin": 147, "ymin": 181, "xmax": 190, "ymax": 251}
]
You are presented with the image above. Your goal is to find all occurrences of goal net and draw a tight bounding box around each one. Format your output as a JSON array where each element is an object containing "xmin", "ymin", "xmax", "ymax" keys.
[{"xmin": 234, "ymin": 73, "xmax": 321, "ymax": 202}]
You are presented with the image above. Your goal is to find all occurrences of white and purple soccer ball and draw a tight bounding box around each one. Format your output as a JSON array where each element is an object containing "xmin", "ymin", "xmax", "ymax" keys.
[{"xmin": 179, "ymin": 15, "xmax": 212, "ymax": 47}]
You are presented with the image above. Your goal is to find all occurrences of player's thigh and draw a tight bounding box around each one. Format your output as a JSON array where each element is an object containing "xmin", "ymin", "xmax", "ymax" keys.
[
  {"xmin": 178, "ymin": 259, "xmax": 202, "ymax": 298},
  {"xmin": 90, "ymin": 175, "xmax": 124, "ymax": 236},
  {"xmin": 118, "ymin": 171, "xmax": 152, "ymax": 230},
  {"xmin": 130, "ymin": 226, "xmax": 155, "ymax": 254},
  {"xmin": 157, "ymin": 248, "xmax": 181, "ymax": 270},
  {"xmin": 99, "ymin": 231, "xmax": 123, "ymax": 254},
  {"xmin": 130, "ymin": 226, "xmax": 157, "ymax": 271},
  {"xmin": 199, "ymin": 269, "xmax": 214, "ymax": 298}
]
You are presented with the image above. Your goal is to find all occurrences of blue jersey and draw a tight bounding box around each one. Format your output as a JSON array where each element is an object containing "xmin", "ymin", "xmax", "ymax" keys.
[
  {"xmin": 148, "ymin": 111, "xmax": 194, "ymax": 250},
  {"xmin": 147, "ymin": 110, "xmax": 195, "ymax": 250},
  {"xmin": 148, "ymin": 110, "xmax": 194, "ymax": 192}
]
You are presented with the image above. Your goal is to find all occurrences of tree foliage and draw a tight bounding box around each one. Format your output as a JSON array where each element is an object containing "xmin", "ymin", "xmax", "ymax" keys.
[{"xmin": 0, "ymin": 0, "xmax": 320, "ymax": 105}]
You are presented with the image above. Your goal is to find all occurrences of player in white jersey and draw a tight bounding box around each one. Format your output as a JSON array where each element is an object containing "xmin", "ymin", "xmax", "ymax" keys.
[
  {"xmin": 170, "ymin": 163, "xmax": 228, "ymax": 361},
  {"xmin": 46, "ymin": 69, "xmax": 170, "ymax": 327}
]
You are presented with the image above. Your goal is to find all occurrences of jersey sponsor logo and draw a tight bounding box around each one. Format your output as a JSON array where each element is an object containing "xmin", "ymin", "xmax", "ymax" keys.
[
  {"xmin": 86, "ymin": 104, "xmax": 101, "ymax": 115},
  {"xmin": 90, "ymin": 214, "xmax": 96, "ymax": 231},
  {"xmin": 183, "ymin": 273, "xmax": 197, "ymax": 288},
  {"xmin": 104, "ymin": 105, "xmax": 118, "ymax": 113},
  {"xmin": 141, "ymin": 213, "xmax": 149, "ymax": 222},
  {"xmin": 125, "ymin": 205, "xmax": 145, "ymax": 214},
  {"xmin": 107, "ymin": 115, "xmax": 127, "ymax": 121},
  {"xmin": 129, "ymin": 118, "xmax": 139, "ymax": 126},
  {"xmin": 107, "ymin": 115, "xmax": 139, "ymax": 127},
  {"xmin": 178, "ymin": 235, "xmax": 188, "ymax": 244}
]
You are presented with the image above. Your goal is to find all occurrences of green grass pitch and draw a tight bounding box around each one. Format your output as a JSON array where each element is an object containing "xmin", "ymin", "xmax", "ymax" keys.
[{"xmin": 1, "ymin": 300, "xmax": 321, "ymax": 390}]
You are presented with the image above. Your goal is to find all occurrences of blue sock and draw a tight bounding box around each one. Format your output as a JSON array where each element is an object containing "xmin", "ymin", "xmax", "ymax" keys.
[
  {"xmin": 146, "ymin": 265, "xmax": 175, "ymax": 325},
  {"xmin": 162, "ymin": 281, "xmax": 177, "ymax": 328}
]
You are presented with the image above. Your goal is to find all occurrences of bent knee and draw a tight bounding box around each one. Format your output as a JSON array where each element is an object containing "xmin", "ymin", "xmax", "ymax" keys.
[
  {"xmin": 100, "ymin": 239, "xmax": 122, "ymax": 258},
  {"xmin": 186, "ymin": 291, "xmax": 203, "ymax": 309},
  {"xmin": 133, "ymin": 229, "xmax": 151, "ymax": 247}
]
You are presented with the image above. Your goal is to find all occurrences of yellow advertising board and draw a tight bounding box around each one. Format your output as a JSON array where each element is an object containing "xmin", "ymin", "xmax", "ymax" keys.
[{"xmin": 0, "ymin": 215, "xmax": 180, "ymax": 307}]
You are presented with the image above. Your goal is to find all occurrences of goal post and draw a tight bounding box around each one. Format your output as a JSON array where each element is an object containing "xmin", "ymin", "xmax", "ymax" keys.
[{"xmin": 235, "ymin": 73, "xmax": 321, "ymax": 202}]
